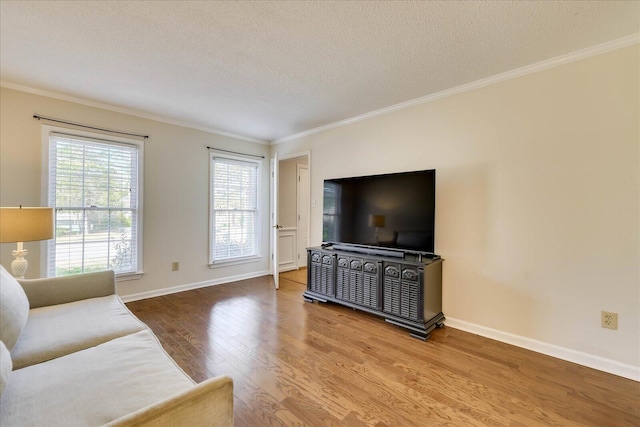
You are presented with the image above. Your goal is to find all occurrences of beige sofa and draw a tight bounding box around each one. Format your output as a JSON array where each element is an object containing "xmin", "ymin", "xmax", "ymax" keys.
[{"xmin": 0, "ymin": 265, "xmax": 233, "ymax": 426}]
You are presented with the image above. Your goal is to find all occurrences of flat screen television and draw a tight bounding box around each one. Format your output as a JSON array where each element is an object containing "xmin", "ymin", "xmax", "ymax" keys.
[{"xmin": 322, "ymin": 169, "xmax": 435, "ymax": 254}]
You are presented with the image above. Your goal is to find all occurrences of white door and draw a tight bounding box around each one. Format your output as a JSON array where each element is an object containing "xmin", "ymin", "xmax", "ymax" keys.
[
  {"xmin": 297, "ymin": 164, "xmax": 310, "ymax": 267},
  {"xmin": 270, "ymin": 153, "xmax": 280, "ymax": 289}
]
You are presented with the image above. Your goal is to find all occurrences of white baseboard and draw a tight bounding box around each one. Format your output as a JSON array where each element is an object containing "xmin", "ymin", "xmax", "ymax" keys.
[
  {"xmin": 445, "ymin": 317, "xmax": 640, "ymax": 382},
  {"xmin": 119, "ymin": 270, "xmax": 270, "ymax": 303}
]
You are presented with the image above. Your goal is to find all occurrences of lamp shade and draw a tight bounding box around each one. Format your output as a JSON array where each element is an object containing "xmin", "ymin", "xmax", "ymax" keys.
[
  {"xmin": 368, "ymin": 214, "xmax": 385, "ymax": 228},
  {"xmin": 0, "ymin": 207, "xmax": 54, "ymax": 243}
]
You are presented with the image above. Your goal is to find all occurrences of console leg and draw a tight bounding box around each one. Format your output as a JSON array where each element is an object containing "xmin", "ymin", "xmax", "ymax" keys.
[
  {"xmin": 410, "ymin": 332, "xmax": 429, "ymax": 341},
  {"xmin": 303, "ymin": 296, "xmax": 314, "ymax": 303}
]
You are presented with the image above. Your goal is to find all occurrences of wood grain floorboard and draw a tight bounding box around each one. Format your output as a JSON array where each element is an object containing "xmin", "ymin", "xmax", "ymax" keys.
[{"xmin": 127, "ymin": 269, "xmax": 640, "ymax": 426}]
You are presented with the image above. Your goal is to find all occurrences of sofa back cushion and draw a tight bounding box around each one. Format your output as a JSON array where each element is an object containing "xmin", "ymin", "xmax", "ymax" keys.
[
  {"xmin": 0, "ymin": 265, "xmax": 30, "ymax": 351},
  {"xmin": 0, "ymin": 340, "xmax": 12, "ymax": 397}
]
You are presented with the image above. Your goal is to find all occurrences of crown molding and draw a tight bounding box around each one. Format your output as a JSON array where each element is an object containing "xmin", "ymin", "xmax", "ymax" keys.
[
  {"xmin": 272, "ymin": 33, "xmax": 640, "ymax": 145},
  {"xmin": 0, "ymin": 81, "xmax": 269, "ymax": 145},
  {"xmin": 3, "ymin": 33, "xmax": 637, "ymax": 147}
]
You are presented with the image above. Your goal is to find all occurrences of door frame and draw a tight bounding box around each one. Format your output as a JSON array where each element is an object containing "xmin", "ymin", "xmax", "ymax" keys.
[
  {"xmin": 270, "ymin": 150, "xmax": 313, "ymax": 280},
  {"xmin": 296, "ymin": 163, "xmax": 310, "ymax": 267},
  {"xmin": 270, "ymin": 153, "xmax": 279, "ymax": 289}
]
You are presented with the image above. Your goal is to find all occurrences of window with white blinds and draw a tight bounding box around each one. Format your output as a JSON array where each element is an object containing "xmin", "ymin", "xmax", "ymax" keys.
[
  {"xmin": 48, "ymin": 132, "xmax": 142, "ymax": 277},
  {"xmin": 210, "ymin": 155, "xmax": 260, "ymax": 264}
]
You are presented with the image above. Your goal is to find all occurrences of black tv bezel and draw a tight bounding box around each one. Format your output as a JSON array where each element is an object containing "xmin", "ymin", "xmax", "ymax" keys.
[{"xmin": 321, "ymin": 169, "xmax": 436, "ymax": 256}]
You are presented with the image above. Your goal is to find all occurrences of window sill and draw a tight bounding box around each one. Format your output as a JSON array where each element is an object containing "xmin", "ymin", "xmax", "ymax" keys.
[
  {"xmin": 209, "ymin": 256, "xmax": 261, "ymax": 269},
  {"xmin": 116, "ymin": 272, "xmax": 144, "ymax": 282}
]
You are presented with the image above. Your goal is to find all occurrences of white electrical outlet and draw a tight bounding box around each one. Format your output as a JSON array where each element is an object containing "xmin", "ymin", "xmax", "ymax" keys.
[
  {"xmin": 601, "ymin": 311, "xmax": 618, "ymax": 330},
  {"xmin": 172, "ymin": 261, "xmax": 179, "ymax": 272}
]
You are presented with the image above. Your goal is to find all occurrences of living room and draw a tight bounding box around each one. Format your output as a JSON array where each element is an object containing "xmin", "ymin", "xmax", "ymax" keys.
[{"xmin": 1, "ymin": 1, "xmax": 638, "ymax": 426}]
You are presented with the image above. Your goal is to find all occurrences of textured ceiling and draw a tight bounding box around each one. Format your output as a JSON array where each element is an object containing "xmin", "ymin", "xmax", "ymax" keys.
[{"xmin": 1, "ymin": 1, "xmax": 638, "ymax": 143}]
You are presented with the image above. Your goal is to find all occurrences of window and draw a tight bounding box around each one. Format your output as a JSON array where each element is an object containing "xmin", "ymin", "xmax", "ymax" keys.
[
  {"xmin": 47, "ymin": 131, "xmax": 143, "ymax": 278},
  {"xmin": 322, "ymin": 181, "xmax": 341, "ymax": 242},
  {"xmin": 210, "ymin": 154, "xmax": 260, "ymax": 265}
]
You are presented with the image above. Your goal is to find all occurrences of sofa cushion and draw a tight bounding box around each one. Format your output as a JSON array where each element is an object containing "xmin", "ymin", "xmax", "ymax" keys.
[
  {"xmin": 0, "ymin": 265, "xmax": 30, "ymax": 351},
  {"xmin": 18, "ymin": 270, "xmax": 116, "ymax": 309},
  {"xmin": 0, "ymin": 341, "xmax": 12, "ymax": 397},
  {"xmin": 0, "ymin": 330, "xmax": 195, "ymax": 427},
  {"xmin": 11, "ymin": 294, "xmax": 147, "ymax": 369}
]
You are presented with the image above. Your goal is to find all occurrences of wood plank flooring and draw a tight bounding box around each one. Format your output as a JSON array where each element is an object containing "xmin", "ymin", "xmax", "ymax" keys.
[{"xmin": 126, "ymin": 269, "xmax": 639, "ymax": 426}]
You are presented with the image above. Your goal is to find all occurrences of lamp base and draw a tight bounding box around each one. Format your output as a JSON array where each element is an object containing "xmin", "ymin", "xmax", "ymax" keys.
[{"xmin": 11, "ymin": 249, "xmax": 28, "ymax": 279}]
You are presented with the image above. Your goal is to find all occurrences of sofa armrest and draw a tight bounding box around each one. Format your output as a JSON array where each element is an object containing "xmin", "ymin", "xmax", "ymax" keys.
[
  {"xmin": 18, "ymin": 270, "xmax": 116, "ymax": 308},
  {"xmin": 104, "ymin": 375, "xmax": 234, "ymax": 427}
]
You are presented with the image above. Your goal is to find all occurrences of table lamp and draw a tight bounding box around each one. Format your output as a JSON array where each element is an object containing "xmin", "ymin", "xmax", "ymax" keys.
[
  {"xmin": 368, "ymin": 214, "xmax": 386, "ymax": 244},
  {"xmin": 0, "ymin": 206, "xmax": 54, "ymax": 278}
]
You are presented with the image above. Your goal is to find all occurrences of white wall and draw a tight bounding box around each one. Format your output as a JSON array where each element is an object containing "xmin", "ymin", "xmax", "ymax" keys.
[
  {"xmin": 272, "ymin": 45, "xmax": 640, "ymax": 376},
  {"xmin": 0, "ymin": 87, "xmax": 271, "ymax": 299}
]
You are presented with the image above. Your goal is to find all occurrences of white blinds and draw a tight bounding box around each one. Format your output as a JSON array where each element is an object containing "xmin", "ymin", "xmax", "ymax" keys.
[
  {"xmin": 48, "ymin": 133, "xmax": 140, "ymax": 276},
  {"xmin": 210, "ymin": 156, "xmax": 259, "ymax": 262}
]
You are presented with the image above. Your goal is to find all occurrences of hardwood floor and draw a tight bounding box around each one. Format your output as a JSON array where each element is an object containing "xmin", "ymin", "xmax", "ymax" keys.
[{"xmin": 127, "ymin": 269, "xmax": 639, "ymax": 426}]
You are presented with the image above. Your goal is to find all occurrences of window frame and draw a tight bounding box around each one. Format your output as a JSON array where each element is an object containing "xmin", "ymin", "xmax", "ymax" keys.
[
  {"xmin": 41, "ymin": 125, "xmax": 144, "ymax": 280},
  {"xmin": 322, "ymin": 180, "xmax": 342, "ymax": 243},
  {"xmin": 208, "ymin": 152, "xmax": 261, "ymax": 268}
]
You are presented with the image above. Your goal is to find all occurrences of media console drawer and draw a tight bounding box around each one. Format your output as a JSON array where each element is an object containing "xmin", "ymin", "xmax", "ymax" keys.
[
  {"xmin": 335, "ymin": 254, "xmax": 381, "ymax": 310},
  {"xmin": 308, "ymin": 250, "xmax": 335, "ymax": 297}
]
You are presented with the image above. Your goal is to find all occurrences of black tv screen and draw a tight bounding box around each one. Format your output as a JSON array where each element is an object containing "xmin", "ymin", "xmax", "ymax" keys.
[{"xmin": 323, "ymin": 169, "xmax": 435, "ymax": 253}]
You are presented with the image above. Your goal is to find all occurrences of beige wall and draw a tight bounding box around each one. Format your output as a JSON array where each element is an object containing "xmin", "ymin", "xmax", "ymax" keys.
[
  {"xmin": 272, "ymin": 46, "xmax": 640, "ymax": 369},
  {"xmin": 0, "ymin": 87, "xmax": 271, "ymax": 298}
]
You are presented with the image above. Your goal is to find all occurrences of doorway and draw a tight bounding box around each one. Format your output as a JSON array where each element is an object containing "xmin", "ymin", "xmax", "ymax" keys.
[{"xmin": 276, "ymin": 153, "xmax": 310, "ymax": 273}]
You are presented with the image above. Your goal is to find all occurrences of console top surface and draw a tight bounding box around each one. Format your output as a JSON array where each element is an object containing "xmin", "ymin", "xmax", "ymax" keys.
[{"xmin": 307, "ymin": 245, "xmax": 442, "ymax": 265}]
